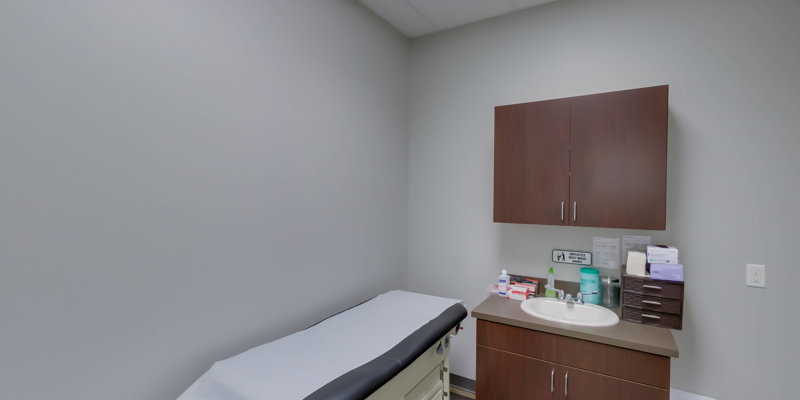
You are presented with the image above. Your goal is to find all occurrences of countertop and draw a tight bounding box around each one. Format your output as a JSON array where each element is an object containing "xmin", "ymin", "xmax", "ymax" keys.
[{"xmin": 471, "ymin": 294, "xmax": 679, "ymax": 358}]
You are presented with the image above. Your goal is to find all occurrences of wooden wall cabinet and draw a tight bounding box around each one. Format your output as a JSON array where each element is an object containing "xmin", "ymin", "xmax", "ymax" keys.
[
  {"xmin": 476, "ymin": 320, "xmax": 670, "ymax": 399},
  {"xmin": 493, "ymin": 85, "xmax": 668, "ymax": 230}
]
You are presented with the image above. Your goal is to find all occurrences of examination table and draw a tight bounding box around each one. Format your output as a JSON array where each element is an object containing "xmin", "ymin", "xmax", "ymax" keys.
[{"xmin": 178, "ymin": 290, "xmax": 467, "ymax": 400}]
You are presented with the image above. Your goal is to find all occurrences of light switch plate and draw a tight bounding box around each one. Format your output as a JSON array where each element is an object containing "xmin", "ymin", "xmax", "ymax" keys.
[{"xmin": 746, "ymin": 264, "xmax": 766, "ymax": 288}]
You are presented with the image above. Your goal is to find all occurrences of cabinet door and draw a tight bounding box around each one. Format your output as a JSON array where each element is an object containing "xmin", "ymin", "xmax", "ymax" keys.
[
  {"xmin": 494, "ymin": 99, "xmax": 570, "ymax": 225},
  {"xmin": 569, "ymin": 86, "xmax": 668, "ymax": 230},
  {"xmin": 559, "ymin": 365, "xmax": 669, "ymax": 400},
  {"xmin": 477, "ymin": 345, "xmax": 558, "ymax": 399}
]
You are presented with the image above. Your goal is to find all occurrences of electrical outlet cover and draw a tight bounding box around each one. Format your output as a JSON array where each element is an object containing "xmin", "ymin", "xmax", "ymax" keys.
[{"xmin": 746, "ymin": 264, "xmax": 766, "ymax": 288}]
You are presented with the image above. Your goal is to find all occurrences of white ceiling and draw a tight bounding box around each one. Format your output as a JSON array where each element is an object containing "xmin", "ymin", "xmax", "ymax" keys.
[{"xmin": 359, "ymin": 0, "xmax": 561, "ymax": 38}]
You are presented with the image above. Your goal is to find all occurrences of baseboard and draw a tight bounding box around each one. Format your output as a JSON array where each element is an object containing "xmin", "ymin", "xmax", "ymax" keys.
[
  {"xmin": 449, "ymin": 373, "xmax": 476, "ymax": 394},
  {"xmin": 670, "ymin": 388, "xmax": 717, "ymax": 400}
]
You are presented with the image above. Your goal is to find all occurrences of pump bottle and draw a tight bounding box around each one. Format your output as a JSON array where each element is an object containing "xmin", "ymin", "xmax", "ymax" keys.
[{"xmin": 498, "ymin": 269, "xmax": 510, "ymax": 297}]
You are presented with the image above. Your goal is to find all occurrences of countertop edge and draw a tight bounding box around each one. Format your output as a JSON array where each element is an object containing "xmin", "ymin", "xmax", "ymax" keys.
[{"xmin": 471, "ymin": 296, "xmax": 679, "ymax": 359}]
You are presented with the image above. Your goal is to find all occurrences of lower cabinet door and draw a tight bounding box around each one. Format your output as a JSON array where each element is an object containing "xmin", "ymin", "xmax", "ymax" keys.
[
  {"xmin": 476, "ymin": 346, "xmax": 558, "ymax": 399},
  {"xmin": 560, "ymin": 365, "xmax": 669, "ymax": 400}
]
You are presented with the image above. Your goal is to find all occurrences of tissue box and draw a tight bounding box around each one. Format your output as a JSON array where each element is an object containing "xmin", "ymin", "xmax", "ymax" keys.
[
  {"xmin": 626, "ymin": 251, "xmax": 647, "ymax": 277},
  {"xmin": 647, "ymin": 245, "xmax": 679, "ymax": 264},
  {"xmin": 650, "ymin": 263, "xmax": 684, "ymax": 282}
]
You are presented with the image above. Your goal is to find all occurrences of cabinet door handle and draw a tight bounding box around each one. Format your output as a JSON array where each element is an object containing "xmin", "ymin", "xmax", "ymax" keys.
[
  {"xmin": 561, "ymin": 202, "xmax": 564, "ymax": 222},
  {"xmin": 642, "ymin": 313, "xmax": 661, "ymax": 320},
  {"xmin": 642, "ymin": 300, "xmax": 662, "ymax": 306},
  {"xmin": 573, "ymin": 201, "xmax": 577, "ymax": 222},
  {"xmin": 564, "ymin": 371, "xmax": 569, "ymax": 397},
  {"xmin": 642, "ymin": 284, "xmax": 662, "ymax": 290},
  {"xmin": 550, "ymin": 369, "xmax": 554, "ymax": 392}
]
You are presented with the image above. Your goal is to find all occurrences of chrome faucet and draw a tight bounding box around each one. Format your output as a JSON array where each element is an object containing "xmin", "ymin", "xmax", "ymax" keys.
[
  {"xmin": 544, "ymin": 284, "xmax": 565, "ymax": 301},
  {"xmin": 545, "ymin": 284, "xmax": 598, "ymax": 305}
]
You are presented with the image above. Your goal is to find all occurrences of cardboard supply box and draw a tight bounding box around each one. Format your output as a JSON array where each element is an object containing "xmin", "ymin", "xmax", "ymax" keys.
[
  {"xmin": 647, "ymin": 245, "xmax": 679, "ymax": 264},
  {"xmin": 650, "ymin": 263, "xmax": 684, "ymax": 281}
]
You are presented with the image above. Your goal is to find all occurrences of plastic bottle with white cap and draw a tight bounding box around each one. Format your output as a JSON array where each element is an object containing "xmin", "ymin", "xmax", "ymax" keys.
[
  {"xmin": 545, "ymin": 267, "xmax": 557, "ymax": 298},
  {"xmin": 498, "ymin": 269, "xmax": 510, "ymax": 297}
]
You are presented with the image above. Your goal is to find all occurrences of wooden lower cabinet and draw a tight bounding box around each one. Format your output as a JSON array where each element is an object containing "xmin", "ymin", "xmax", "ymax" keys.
[
  {"xmin": 558, "ymin": 364, "xmax": 668, "ymax": 400},
  {"xmin": 476, "ymin": 320, "xmax": 670, "ymax": 399},
  {"xmin": 477, "ymin": 346, "xmax": 558, "ymax": 399}
]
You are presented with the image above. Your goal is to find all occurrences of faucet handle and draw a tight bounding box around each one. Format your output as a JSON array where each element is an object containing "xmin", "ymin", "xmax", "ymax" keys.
[{"xmin": 575, "ymin": 291, "xmax": 599, "ymax": 304}]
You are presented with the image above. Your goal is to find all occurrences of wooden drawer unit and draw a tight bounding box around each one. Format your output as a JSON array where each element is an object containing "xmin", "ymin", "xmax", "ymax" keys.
[
  {"xmin": 623, "ymin": 292, "xmax": 683, "ymax": 314},
  {"xmin": 621, "ymin": 307, "xmax": 683, "ymax": 330},
  {"xmin": 622, "ymin": 276, "xmax": 683, "ymax": 299},
  {"xmin": 622, "ymin": 274, "xmax": 684, "ymax": 330}
]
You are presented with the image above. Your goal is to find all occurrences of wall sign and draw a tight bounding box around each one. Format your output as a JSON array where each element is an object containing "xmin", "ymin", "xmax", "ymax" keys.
[{"xmin": 552, "ymin": 249, "xmax": 592, "ymax": 266}]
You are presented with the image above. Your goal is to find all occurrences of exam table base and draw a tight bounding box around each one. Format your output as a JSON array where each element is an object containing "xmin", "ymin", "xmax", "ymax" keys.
[{"xmin": 366, "ymin": 328, "xmax": 455, "ymax": 400}]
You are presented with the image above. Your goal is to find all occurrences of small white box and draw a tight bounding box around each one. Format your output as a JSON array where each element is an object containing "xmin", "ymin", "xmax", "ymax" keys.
[
  {"xmin": 647, "ymin": 245, "xmax": 679, "ymax": 264},
  {"xmin": 626, "ymin": 251, "xmax": 647, "ymax": 276}
]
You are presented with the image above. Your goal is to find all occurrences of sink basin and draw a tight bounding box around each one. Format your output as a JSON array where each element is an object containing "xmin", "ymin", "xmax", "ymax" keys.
[{"xmin": 520, "ymin": 298, "xmax": 619, "ymax": 327}]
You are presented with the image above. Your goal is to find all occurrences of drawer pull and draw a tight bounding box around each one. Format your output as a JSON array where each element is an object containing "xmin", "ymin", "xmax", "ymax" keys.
[
  {"xmin": 642, "ymin": 284, "xmax": 662, "ymax": 290},
  {"xmin": 642, "ymin": 313, "xmax": 661, "ymax": 320},
  {"xmin": 642, "ymin": 300, "xmax": 662, "ymax": 306},
  {"xmin": 550, "ymin": 369, "xmax": 554, "ymax": 392},
  {"xmin": 565, "ymin": 371, "xmax": 569, "ymax": 396}
]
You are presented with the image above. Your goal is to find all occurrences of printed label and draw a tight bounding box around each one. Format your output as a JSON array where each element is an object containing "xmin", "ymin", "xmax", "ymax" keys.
[{"xmin": 552, "ymin": 249, "xmax": 592, "ymax": 265}]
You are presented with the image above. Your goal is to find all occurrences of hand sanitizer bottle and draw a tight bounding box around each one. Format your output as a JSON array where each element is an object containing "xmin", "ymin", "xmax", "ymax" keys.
[{"xmin": 498, "ymin": 269, "xmax": 510, "ymax": 297}]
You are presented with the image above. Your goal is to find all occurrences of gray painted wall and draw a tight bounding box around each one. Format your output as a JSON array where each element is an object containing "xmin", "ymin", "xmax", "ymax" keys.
[
  {"xmin": 0, "ymin": 1, "xmax": 409, "ymax": 399},
  {"xmin": 407, "ymin": 0, "xmax": 800, "ymax": 398},
  {"xmin": 4, "ymin": 1, "xmax": 799, "ymax": 399}
]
